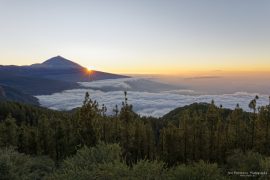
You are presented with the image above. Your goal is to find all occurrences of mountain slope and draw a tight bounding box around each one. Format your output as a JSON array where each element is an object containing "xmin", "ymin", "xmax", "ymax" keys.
[
  {"xmin": 0, "ymin": 72, "xmax": 79, "ymax": 95},
  {"xmin": 0, "ymin": 84, "xmax": 39, "ymax": 105}
]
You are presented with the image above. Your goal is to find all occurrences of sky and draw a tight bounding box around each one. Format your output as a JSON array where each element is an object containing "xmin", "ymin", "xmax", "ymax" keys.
[{"xmin": 0, "ymin": 0, "xmax": 270, "ymax": 74}]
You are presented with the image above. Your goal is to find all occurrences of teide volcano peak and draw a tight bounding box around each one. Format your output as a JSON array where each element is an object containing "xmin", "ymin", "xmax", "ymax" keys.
[{"xmin": 31, "ymin": 56, "xmax": 83, "ymax": 69}]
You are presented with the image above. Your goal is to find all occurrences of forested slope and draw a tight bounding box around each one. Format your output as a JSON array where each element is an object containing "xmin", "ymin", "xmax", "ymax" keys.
[{"xmin": 0, "ymin": 93, "xmax": 270, "ymax": 179}]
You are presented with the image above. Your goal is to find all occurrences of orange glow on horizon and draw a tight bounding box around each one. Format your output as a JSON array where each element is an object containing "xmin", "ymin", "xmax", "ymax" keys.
[
  {"xmin": 2, "ymin": 55, "xmax": 270, "ymax": 76},
  {"xmin": 98, "ymin": 67, "xmax": 270, "ymax": 76}
]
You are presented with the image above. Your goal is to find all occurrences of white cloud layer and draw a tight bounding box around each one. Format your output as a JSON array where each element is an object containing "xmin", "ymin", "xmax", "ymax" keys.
[
  {"xmin": 36, "ymin": 78, "xmax": 270, "ymax": 117},
  {"xmin": 79, "ymin": 78, "xmax": 132, "ymax": 90}
]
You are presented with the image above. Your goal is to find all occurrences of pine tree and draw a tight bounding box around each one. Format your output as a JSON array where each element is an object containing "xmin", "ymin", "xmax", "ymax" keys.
[
  {"xmin": 37, "ymin": 115, "xmax": 50, "ymax": 155},
  {"xmin": 78, "ymin": 92, "xmax": 98, "ymax": 147},
  {"xmin": 206, "ymin": 100, "xmax": 218, "ymax": 162},
  {"xmin": 17, "ymin": 124, "xmax": 27, "ymax": 153},
  {"xmin": 0, "ymin": 114, "xmax": 17, "ymax": 147},
  {"xmin": 119, "ymin": 91, "xmax": 135, "ymax": 164},
  {"xmin": 249, "ymin": 95, "xmax": 259, "ymax": 149}
]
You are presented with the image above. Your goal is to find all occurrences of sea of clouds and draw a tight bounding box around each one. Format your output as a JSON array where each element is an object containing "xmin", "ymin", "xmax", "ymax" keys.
[{"xmin": 36, "ymin": 78, "xmax": 270, "ymax": 117}]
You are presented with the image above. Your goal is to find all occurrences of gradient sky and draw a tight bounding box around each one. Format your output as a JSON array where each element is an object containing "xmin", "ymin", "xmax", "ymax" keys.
[{"xmin": 0, "ymin": 0, "xmax": 269, "ymax": 74}]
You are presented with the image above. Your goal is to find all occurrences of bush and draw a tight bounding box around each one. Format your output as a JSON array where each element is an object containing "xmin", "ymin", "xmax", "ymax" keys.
[
  {"xmin": 226, "ymin": 150, "xmax": 263, "ymax": 172},
  {"xmin": 61, "ymin": 142, "xmax": 121, "ymax": 169},
  {"xmin": 51, "ymin": 143, "xmax": 170, "ymax": 180},
  {"xmin": 50, "ymin": 142, "xmax": 129, "ymax": 180},
  {"xmin": 131, "ymin": 160, "xmax": 168, "ymax": 180},
  {"xmin": 168, "ymin": 160, "xmax": 226, "ymax": 180},
  {"xmin": 50, "ymin": 161, "xmax": 130, "ymax": 180},
  {"xmin": 0, "ymin": 147, "xmax": 54, "ymax": 180}
]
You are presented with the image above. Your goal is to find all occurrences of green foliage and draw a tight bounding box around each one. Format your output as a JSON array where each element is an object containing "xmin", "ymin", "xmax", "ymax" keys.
[
  {"xmin": 22, "ymin": 156, "xmax": 55, "ymax": 180},
  {"xmin": 50, "ymin": 162, "xmax": 130, "ymax": 180},
  {"xmin": 62, "ymin": 142, "xmax": 122, "ymax": 169},
  {"xmin": 226, "ymin": 150, "xmax": 270, "ymax": 179},
  {"xmin": 50, "ymin": 143, "xmax": 226, "ymax": 180},
  {"xmin": 0, "ymin": 115, "xmax": 17, "ymax": 147},
  {"xmin": 260, "ymin": 157, "xmax": 270, "ymax": 173},
  {"xmin": 168, "ymin": 161, "xmax": 226, "ymax": 180},
  {"xmin": 0, "ymin": 147, "xmax": 54, "ymax": 180},
  {"xmin": 226, "ymin": 150, "xmax": 263, "ymax": 172},
  {"xmin": 131, "ymin": 160, "xmax": 168, "ymax": 180},
  {"xmin": 50, "ymin": 142, "xmax": 129, "ymax": 180},
  {"xmin": 78, "ymin": 92, "xmax": 99, "ymax": 147}
]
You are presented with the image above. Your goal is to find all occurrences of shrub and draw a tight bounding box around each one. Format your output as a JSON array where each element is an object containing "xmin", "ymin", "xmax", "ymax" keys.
[
  {"xmin": 0, "ymin": 147, "xmax": 54, "ymax": 180},
  {"xmin": 168, "ymin": 160, "xmax": 226, "ymax": 180},
  {"xmin": 131, "ymin": 160, "xmax": 168, "ymax": 180}
]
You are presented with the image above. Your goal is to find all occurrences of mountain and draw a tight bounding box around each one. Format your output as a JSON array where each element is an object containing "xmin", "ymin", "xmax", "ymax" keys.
[
  {"xmin": 0, "ymin": 56, "xmax": 128, "ymax": 82},
  {"xmin": 32, "ymin": 56, "xmax": 128, "ymax": 82},
  {"xmin": 0, "ymin": 56, "xmax": 129, "ymax": 96},
  {"xmin": 0, "ymin": 84, "xmax": 39, "ymax": 105},
  {"xmin": 31, "ymin": 56, "xmax": 83, "ymax": 69}
]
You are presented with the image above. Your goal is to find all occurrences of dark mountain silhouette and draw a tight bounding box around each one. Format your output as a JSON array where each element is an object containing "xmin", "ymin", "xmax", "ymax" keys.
[
  {"xmin": 0, "ymin": 56, "xmax": 128, "ymax": 81},
  {"xmin": 0, "ymin": 56, "xmax": 129, "ymax": 96}
]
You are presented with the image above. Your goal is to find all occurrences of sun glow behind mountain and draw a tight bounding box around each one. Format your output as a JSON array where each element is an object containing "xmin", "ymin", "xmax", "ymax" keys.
[{"xmin": 86, "ymin": 67, "xmax": 92, "ymax": 73}]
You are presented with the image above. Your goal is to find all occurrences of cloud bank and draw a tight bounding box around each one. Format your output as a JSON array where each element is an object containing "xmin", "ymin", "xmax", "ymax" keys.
[{"xmin": 36, "ymin": 78, "xmax": 270, "ymax": 117}]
